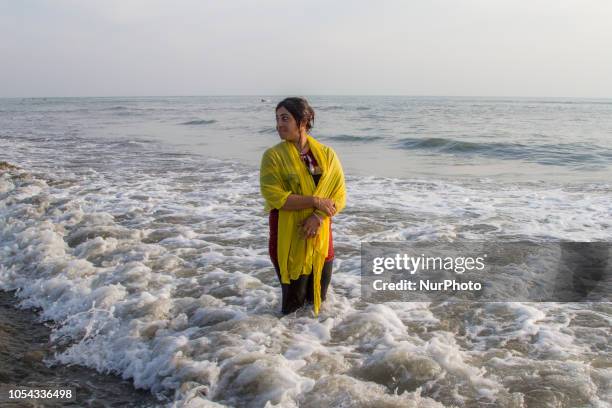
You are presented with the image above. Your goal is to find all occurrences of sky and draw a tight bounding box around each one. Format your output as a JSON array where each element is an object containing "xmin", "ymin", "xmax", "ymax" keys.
[{"xmin": 1, "ymin": 0, "xmax": 611, "ymax": 98}]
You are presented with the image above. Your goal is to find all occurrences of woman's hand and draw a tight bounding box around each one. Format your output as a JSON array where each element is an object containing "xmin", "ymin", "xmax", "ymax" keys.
[
  {"xmin": 313, "ymin": 197, "xmax": 336, "ymax": 217},
  {"xmin": 300, "ymin": 214, "xmax": 322, "ymax": 238}
]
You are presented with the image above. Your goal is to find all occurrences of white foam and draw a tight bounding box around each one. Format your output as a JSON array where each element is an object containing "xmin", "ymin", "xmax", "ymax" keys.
[{"xmin": 1, "ymin": 139, "xmax": 610, "ymax": 407}]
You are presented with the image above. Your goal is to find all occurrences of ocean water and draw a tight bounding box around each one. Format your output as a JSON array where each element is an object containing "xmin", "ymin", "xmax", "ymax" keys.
[{"xmin": 0, "ymin": 96, "xmax": 611, "ymax": 407}]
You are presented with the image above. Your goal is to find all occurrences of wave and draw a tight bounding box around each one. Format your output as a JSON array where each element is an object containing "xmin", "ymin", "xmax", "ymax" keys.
[
  {"xmin": 396, "ymin": 137, "xmax": 612, "ymax": 166},
  {"xmin": 2, "ymin": 152, "xmax": 611, "ymax": 407},
  {"xmin": 317, "ymin": 105, "xmax": 344, "ymax": 111},
  {"xmin": 181, "ymin": 119, "xmax": 217, "ymax": 125},
  {"xmin": 323, "ymin": 134, "xmax": 385, "ymax": 143},
  {"xmin": 526, "ymin": 99, "xmax": 612, "ymax": 105},
  {"xmin": 258, "ymin": 127, "xmax": 277, "ymax": 134},
  {"xmin": 100, "ymin": 106, "xmax": 147, "ymax": 117},
  {"xmin": 316, "ymin": 105, "xmax": 371, "ymax": 112},
  {"xmin": 0, "ymin": 161, "xmax": 20, "ymax": 171}
]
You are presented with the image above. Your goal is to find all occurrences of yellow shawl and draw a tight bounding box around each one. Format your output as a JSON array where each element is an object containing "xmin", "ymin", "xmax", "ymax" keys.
[{"xmin": 260, "ymin": 134, "xmax": 346, "ymax": 315}]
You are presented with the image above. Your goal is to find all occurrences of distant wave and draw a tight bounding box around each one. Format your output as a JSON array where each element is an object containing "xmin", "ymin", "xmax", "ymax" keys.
[
  {"xmin": 323, "ymin": 134, "xmax": 385, "ymax": 143},
  {"xmin": 529, "ymin": 100, "xmax": 612, "ymax": 105},
  {"xmin": 466, "ymin": 99, "xmax": 612, "ymax": 106},
  {"xmin": 258, "ymin": 127, "xmax": 277, "ymax": 134},
  {"xmin": 317, "ymin": 105, "xmax": 344, "ymax": 111},
  {"xmin": 105, "ymin": 139, "xmax": 157, "ymax": 149},
  {"xmin": 396, "ymin": 137, "xmax": 612, "ymax": 166},
  {"xmin": 104, "ymin": 106, "xmax": 129, "ymax": 111},
  {"xmin": 101, "ymin": 106, "xmax": 146, "ymax": 117},
  {"xmin": 181, "ymin": 119, "xmax": 217, "ymax": 125},
  {"xmin": 317, "ymin": 105, "xmax": 372, "ymax": 111}
]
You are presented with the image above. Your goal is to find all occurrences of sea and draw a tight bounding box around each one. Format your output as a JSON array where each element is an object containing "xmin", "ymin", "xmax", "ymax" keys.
[{"xmin": 1, "ymin": 96, "xmax": 611, "ymax": 407}]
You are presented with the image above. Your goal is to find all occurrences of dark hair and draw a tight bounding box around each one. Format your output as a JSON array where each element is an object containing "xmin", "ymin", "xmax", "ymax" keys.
[{"xmin": 275, "ymin": 97, "xmax": 315, "ymax": 132}]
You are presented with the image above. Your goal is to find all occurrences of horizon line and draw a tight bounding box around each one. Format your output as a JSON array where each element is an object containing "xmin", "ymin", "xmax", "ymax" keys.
[{"xmin": 1, "ymin": 94, "xmax": 611, "ymax": 100}]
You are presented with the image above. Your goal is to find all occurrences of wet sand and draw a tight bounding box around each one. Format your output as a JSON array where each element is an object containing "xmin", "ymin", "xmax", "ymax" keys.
[{"xmin": 0, "ymin": 290, "xmax": 164, "ymax": 408}]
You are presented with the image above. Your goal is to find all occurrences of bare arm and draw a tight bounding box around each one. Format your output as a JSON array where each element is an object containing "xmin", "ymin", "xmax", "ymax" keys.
[
  {"xmin": 280, "ymin": 194, "xmax": 315, "ymax": 210},
  {"xmin": 281, "ymin": 195, "xmax": 336, "ymax": 216}
]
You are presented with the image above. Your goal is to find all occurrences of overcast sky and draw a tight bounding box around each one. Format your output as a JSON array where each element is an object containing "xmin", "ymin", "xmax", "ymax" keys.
[{"xmin": 1, "ymin": 0, "xmax": 611, "ymax": 98}]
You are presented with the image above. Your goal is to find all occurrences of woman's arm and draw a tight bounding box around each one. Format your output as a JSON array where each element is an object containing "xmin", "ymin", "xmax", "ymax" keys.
[
  {"xmin": 281, "ymin": 195, "xmax": 336, "ymax": 215},
  {"xmin": 281, "ymin": 194, "xmax": 315, "ymax": 210}
]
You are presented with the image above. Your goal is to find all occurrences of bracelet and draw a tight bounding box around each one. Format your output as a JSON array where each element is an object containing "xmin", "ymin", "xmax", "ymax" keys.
[{"xmin": 313, "ymin": 212, "xmax": 323, "ymax": 224}]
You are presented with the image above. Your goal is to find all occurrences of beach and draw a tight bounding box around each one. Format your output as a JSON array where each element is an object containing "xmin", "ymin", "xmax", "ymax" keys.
[
  {"xmin": 0, "ymin": 290, "xmax": 162, "ymax": 407},
  {"xmin": 1, "ymin": 96, "xmax": 611, "ymax": 407}
]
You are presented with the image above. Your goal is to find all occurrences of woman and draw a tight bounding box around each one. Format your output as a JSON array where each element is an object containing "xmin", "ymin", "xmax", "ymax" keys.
[{"xmin": 260, "ymin": 97, "xmax": 346, "ymax": 316}]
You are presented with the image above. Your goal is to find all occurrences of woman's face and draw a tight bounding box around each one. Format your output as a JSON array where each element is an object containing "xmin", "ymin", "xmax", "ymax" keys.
[{"xmin": 276, "ymin": 106, "xmax": 303, "ymax": 142}]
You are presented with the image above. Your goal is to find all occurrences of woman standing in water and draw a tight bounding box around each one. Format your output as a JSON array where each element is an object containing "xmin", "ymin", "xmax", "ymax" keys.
[{"xmin": 260, "ymin": 97, "xmax": 346, "ymax": 316}]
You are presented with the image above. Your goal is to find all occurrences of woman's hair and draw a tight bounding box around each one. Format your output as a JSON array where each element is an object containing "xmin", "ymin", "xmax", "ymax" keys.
[{"xmin": 276, "ymin": 97, "xmax": 315, "ymax": 131}]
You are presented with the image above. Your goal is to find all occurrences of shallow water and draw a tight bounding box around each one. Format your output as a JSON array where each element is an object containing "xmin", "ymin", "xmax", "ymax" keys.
[
  {"xmin": 0, "ymin": 290, "xmax": 163, "ymax": 407},
  {"xmin": 0, "ymin": 96, "xmax": 611, "ymax": 407}
]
